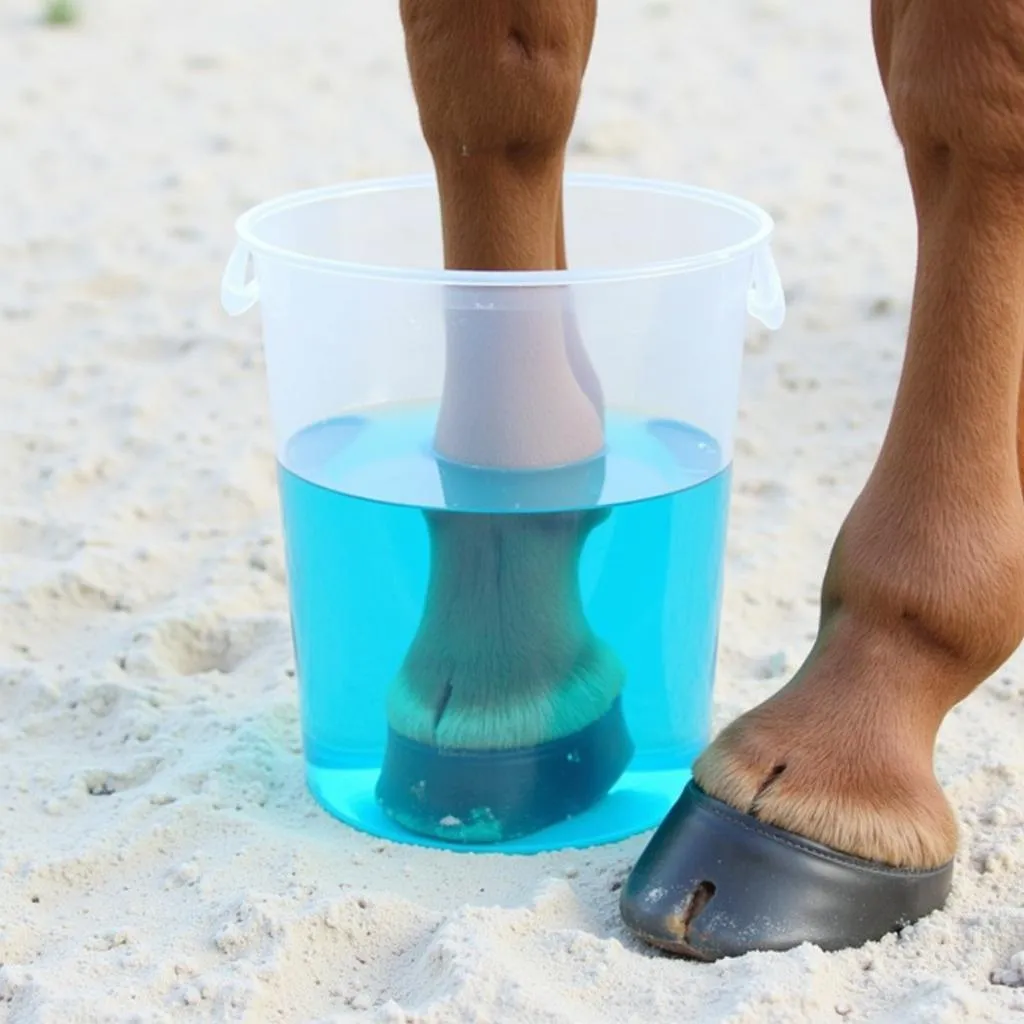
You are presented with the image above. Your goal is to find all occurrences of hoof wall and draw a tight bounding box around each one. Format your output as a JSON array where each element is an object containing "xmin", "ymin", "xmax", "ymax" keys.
[
  {"xmin": 376, "ymin": 697, "xmax": 633, "ymax": 844},
  {"xmin": 620, "ymin": 781, "xmax": 954, "ymax": 960}
]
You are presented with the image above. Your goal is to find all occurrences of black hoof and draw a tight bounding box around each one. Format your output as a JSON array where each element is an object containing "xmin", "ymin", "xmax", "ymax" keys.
[
  {"xmin": 620, "ymin": 781, "xmax": 954, "ymax": 960},
  {"xmin": 376, "ymin": 696, "xmax": 634, "ymax": 844}
]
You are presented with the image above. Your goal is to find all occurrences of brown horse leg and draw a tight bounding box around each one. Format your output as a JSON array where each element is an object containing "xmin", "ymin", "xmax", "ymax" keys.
[
  {"xmin": 621, "ymin": 0, "xmax": 1024, "ymax": 958},
  {"xmin": 692, "ymin": 0, "xmax": 1024, "ymax": 874},
  {"xmin": 399, "ymin": 0, "xmax": 594, "ymax": 275},
  {"xmin": 1018, "ymin": 360, "xmax": 1024, "ymax": 488},
  {"xmin": 383, "ymin": 3, "xmax": 628, "ymax": 844},
  {"xmin": 399, "ymin": 0, "xmax": 602, "ymax": 469}
]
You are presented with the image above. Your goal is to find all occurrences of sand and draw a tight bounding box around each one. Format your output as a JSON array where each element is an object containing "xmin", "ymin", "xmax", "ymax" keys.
[{"xmin": 1, "ymin": 0, "xmax": 1023, "ymax": 1021}]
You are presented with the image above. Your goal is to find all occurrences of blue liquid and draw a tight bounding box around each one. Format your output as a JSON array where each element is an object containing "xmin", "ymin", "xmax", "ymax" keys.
[{"xmin": 278, "ymin": 404, "xmax": 731, "ymax": 853}]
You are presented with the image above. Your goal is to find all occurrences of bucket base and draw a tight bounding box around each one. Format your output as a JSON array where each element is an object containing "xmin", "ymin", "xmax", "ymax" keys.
[{"xmin": 306, "ymin": 758, "xmax": 693, "ymax": 854}]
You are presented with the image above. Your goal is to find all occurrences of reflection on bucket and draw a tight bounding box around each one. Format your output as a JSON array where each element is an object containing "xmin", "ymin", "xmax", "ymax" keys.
[{"xmin": 222, "ymin": 174, "xmax": 784, "ymax": 853}]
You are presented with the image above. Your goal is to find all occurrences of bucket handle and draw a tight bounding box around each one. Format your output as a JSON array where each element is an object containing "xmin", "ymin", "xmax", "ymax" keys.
[
  {"xmin": 221, "ymin": 242, "xmax": 259, "ymax": 316},
  {"xmin": 747, "ymin": 244, "xmax": 785, "ymax": 330}
]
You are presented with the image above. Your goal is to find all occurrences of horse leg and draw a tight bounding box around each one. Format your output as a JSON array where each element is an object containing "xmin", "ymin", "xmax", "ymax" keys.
[
  {"xmin": 383, "ymin": 3, "xmax": 629, "ymax": 844},
  {"xmin": 623, "ymin": 0, "xmax": 1024, "ymax": 957},
  {"xmin": 399, "ymin": 0, "xmax": 602, "ymax": 467},
  {"xmin": 399, "ymin": 0, "xmax": 594, "ymax": 274}
]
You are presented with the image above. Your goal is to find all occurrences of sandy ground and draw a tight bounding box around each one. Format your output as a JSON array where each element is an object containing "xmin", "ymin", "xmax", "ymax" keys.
[{"xmin": 2, "ymin": 0, "xmax": 1023, "ymax": 1021}]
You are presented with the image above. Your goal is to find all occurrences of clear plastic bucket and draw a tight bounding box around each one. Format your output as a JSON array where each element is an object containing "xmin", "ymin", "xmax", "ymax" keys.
[{"xmin": 221, "ymin": 174, "xmax": 784, "ymax": 853}]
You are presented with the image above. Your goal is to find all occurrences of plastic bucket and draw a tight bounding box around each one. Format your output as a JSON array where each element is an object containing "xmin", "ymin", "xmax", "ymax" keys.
[{"xmin": 222, "ymin": 173, "xmax": 784, "ymax": 853}]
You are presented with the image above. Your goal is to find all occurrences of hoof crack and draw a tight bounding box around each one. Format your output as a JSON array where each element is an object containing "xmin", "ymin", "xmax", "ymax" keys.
[
  {"xmin": 682, "ymin": 880, "xmax": 716, "ymax": 936},
  {"xmin": 432, "ymin": 674, "xmax": 455, "ymax": 733},
  {"xmin": 748, "ymin": 762, "xmax": 786, "ymax": 818}
]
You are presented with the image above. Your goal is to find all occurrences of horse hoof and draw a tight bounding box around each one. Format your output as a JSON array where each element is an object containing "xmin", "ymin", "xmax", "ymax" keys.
[
  {"xmin": 376, "ymin": 696, "xmax": 633, "ymax": 844},
  {"xmin": 620, "ymin": 781, "xmax": 954, "ymax": 960}
]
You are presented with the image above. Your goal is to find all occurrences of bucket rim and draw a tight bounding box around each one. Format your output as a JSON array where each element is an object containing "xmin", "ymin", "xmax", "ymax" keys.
[{"xmin": 232, "ymin": 172, "xmax": 775, "ymax": 287}]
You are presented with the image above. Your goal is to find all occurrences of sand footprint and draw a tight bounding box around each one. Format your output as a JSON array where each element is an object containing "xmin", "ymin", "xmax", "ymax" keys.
[
  {"xmin": 211, "ymin": 891, "xmax": 439, "ymax": 1019},
  {"xmin": 13, "ymin": 567, "xmax": 130, "ymax": 626},
  {"xmin": 121, "ymin": 613, "xmax": 284, "ymax": 678},
  {"xmin": 74, "ymin": 756, "xmax": 166, "ymax": 797},
  {"xmin": 42, "ymin": 754, "xmax": 168, "ymax": 816}
]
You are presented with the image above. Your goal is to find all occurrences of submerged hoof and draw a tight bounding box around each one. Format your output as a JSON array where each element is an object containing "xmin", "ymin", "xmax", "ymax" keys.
[{"xmin": 376, "ymin": 696, "xmax": 633, "ymax": 843}]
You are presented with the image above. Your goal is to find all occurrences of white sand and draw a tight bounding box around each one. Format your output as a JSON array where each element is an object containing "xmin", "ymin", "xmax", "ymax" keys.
[{"xmin": 2, "ymin": 0, "xmax": 1023, "ymax": 1020}]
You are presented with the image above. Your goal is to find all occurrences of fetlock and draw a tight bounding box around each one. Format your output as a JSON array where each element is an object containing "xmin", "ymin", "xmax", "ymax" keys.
[{"xmin": 818, "ymin": 477, "xmax": 1024, "ymax": 699}]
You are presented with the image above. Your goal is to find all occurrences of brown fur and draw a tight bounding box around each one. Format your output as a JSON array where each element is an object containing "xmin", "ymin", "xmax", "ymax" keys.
[
  {"xmin": 399, "ymin": 0, "xmax": 1024, "ymax": 871},
  {"xmin": 399, "ymin": 0, "xmax": 595, "ymax": 271},
  {"xmin": 698, "ymin": 0, "xmax": 1024, "ymax": 869}
]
